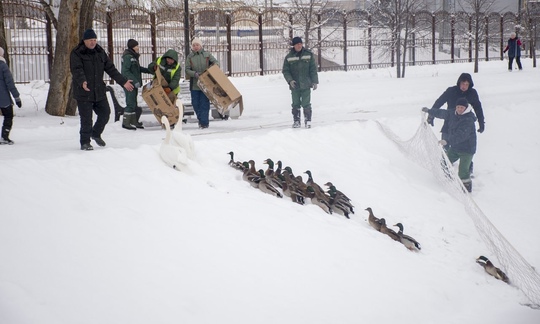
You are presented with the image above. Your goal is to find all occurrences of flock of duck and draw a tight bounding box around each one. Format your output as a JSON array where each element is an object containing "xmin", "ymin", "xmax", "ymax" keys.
[
  {"xmin": 226, "ymin": 151, "xmax": 509, "ymax": 283},
  {"xmin": 228, "ymin": 152, "xmax": 354, "ymax": 218}
]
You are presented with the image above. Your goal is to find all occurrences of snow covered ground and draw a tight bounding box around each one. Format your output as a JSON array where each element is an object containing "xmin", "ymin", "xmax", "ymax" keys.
[{"xmin": 1, "ymin": 60, "xmax": 539, "ymax": 323}]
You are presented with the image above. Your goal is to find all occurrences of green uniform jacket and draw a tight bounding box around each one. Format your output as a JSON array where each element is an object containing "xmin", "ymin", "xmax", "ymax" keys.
[
  {"xmin": 282, "ymin": 47, "xmax": 319, "ymax": 90},
  {"xmin": 121, "ymin": 48, "xmax": 150, "ymax": 87},
  {"xmin": 185, "ymin": 49, "xmax": 219, "ymax": 91},
  {"xmin": 148, "ymin": 49, "xmax": 181, "ymax": 92}
]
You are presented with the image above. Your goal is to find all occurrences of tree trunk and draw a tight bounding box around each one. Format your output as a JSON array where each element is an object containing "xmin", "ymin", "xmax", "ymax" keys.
[
  {"xmin": 65, "ymin": 0, "xmax": 96, "ymax": 116},
  {"xmin": 45, "ymin": 0, "xmax": 82, "ymax": 117}
]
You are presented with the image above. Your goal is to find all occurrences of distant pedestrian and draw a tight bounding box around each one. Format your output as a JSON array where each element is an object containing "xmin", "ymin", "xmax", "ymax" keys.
[
  {"xmin": 503, "ymin": 32, "xmax": 523, "ymax": 71},
  {"xmin": 121, "ymin": 38, "xmax": 151, "ymax": 130},
  {"xmin": 422, "ymin": 97, "xmax": 477, "ymax": 192},
  {"xmin": 282, "ymin": 36, "xmax": 319, "ymax": 128},
  {"xmin": 0, "ymin": 46, "xmax": 22, "ymax": 145},
  {"xmin": 185, "ymin": 38, "xmax": 219, "ymax": 129},
  {"xmin": 148, "ymin": 48, "xmax": 182, "ymax": 106},
  {"xmin": 70, "ymin": 28, "xmax": 134, "ymax": 151}
]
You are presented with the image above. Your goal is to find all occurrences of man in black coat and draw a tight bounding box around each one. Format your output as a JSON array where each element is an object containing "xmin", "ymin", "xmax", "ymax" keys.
[
  {"xmin": 70, "ymin": 29, "xmax": 134, "ymax": 150},
  {"xmin": 428, "ymin": 73, "xmax": 485, "ymax": 139}
]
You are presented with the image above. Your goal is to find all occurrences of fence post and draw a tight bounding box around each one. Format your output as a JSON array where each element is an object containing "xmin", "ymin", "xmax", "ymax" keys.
[
  {"xmin": 343, "ymin": 11, "xmax": 348, "ymax": 72},
  {"xmin": 485, "ymin": 16, "xmax": 489, "ymax": 61},
  {"xmin": 451, "ymin": 14, "xmax": 455, "ymax": 63},
  {"xmin": 317, "ymin": 12, "xmax": 322, "ymax": 72},
  {"xmin": 468, "ymin": 15, "xmax": 472, "ymax": 62},
  {"xmin": 500, "ymin": 15, "xmax": 504, "ymax": 60},
  {"xmin": 46, "ymin": 14, "xmax": 53, "ymax": 81},
  {"xmin": 432, "ymin": 13, "xmax": 436, "ymax": 64},
  {"xmin": 258, "ymin": 10, "xmax": 264, "ymax": 76},
  {"xmin": 106, "ymin": 8, "xmax": 114, "ymax": 84},
  {"xmin": 368, "ymin": 14, "xmax": 372, "ymax": 69},
  {"xmin": 226, "ymin": 12, "xmax": 232, "ymax": 75},
  {"xmin": 150, "ymin": 10, "xmax": 157, "ymax": 62}
]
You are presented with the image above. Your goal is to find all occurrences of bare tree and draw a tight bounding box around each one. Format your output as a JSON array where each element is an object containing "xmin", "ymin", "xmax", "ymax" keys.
[
  {"xmin": 0, "ymin": 0, "xmax": 10, "ymax": 67},
  {"xmin": 458, "ymin": 0, "xmax": 496, "ymax": 73},
  {"xmin": 369, "ymin": 0, "xmax": 426, "ymax": 78},
  {"xmin": 522, "ymin": 0, "xmax": 539, "ymax": 68}
]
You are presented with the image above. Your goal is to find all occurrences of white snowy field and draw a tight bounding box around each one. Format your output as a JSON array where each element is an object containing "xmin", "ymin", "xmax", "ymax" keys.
[{"xmin": 1, "ymin": 60, "xmax": 539, "ymax": 323}]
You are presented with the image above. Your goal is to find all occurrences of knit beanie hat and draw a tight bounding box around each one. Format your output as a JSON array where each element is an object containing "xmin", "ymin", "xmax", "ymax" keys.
[
  {"xmin": 192, "ymin": 38, "xmax": 203, "ymax": 46},
  {"xmin": 292, "ymin": 37, "xmax": 303, "ymax": 46},
  {"xmin": 82, "ymin": 29, "xmax": 97, "ymax": 40},
  {"xmin": 456, "ymin": 97, "xmax": 468, "ymax": 108},
  {"xmin": 127, "ymin": 39, "xmax": 139, "ymax": 49}
]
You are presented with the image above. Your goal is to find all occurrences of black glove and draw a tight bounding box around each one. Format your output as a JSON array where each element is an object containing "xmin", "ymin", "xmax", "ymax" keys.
[
  {"xmin": 427, "ymin": 115, "xmax": 434, "ymax": 126},
  {"xmin": 478, "ymin": 123, "xmax": 485, "ymax": 133},
  {"xmin": 194, "ymin": 72, "xmax": 200, "ymax": 78},
  {"xmin": 15, "ymin": 98, "xmax": 22, "ymax": 108},
  {"xmin": 289, "ymin": 80, "xmax": 297, "ymax": 89}
]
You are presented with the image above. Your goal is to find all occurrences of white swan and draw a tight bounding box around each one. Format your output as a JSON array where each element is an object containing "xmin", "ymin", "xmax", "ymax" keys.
[
  {"xmin": 170, "ymin": 101, "xmax": 196, "ymax": 159},
  {"xmin": 160, "ymin": 115, "xmax": 189, "ymax": 171}
]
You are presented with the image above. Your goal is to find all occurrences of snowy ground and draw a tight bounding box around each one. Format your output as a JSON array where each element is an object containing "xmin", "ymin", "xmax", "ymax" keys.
[{"xmin": 1, "ymin": 61, "xmax": 539, "ymax": 323}]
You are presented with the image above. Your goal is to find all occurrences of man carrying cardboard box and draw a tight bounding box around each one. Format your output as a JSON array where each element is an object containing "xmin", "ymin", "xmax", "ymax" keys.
[
  {"xmin": 148, "ymin": 49, "xmax": 182, "ymax": 106},
  {"xmin": 185, "ymin": 38, "xmax": 219, "ymax": 129}
]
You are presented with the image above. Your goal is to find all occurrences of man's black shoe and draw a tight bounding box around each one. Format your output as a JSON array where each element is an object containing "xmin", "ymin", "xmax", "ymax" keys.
[
  {"xmin": 81, "ymin": 143, "xmax": 94, "ymax": 151},
  {"xmin": 92, "ymin": 137, "xmax": 106, "ymax": 147}
]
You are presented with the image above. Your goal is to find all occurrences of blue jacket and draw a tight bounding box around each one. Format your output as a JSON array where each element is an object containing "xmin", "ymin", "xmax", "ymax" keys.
[
  {"xmin": 427, "ymin": 107, "xmax": 477, "ymax": 154},
  {"xmin": 503, "ymin": 37, "xmax": 522, "ymax": 58},
  {"xmin": 0, "ymin": 60, "xmax": 20, "ymax": 108}
]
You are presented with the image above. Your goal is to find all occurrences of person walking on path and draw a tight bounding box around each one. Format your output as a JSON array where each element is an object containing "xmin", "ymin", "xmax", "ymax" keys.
[
  {"xmin": 0, "ymin": 46, "xmax": 22, "ymax": 145},
  {"xmin": 282, "ymin": 36, "xmax": 319, "ymax": 128},
  {"xmin": 121, "ymin": 38, "xmax": 151, "ymax": 130},
  {"xmin": 70, "ymin": 28, "xmax": 134, "ymax": 151},
  {"xmin": 422, "ymin": 97, "xmax": 477, "ymax": 192},
  {"xmin": 185, "ymin": 38, "xmax": 219, "ymax": 129},
  {"xmin": 503, "ymin": 32, "xmax": 523, "ymax": 71},
  {"xmin": 148, "ymin": 48, "xmax": 182, "ymax": 106}
]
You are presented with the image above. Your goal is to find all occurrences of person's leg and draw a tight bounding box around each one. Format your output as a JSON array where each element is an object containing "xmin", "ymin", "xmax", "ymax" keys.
[
  {"xmin": 198, "ymin": 93, "xmax": 211, "ymax": 128},
  {"xmin": 92, "ymin": 98, "xmax": 111, "ymax": 141},
  {"xmin": 78, "ymin": 101, "xmax": 94, "ymax": 146},
  {"xmin": 123, "ymin": 88, "xmax": 137, "ymax": 130},
  {"xmin": 1, "ymin": 105, "xmax": 14, "ymax": 143},
  {"xmin": 300, "ymin": 88, "xmax": 312, "ymax": 127},
  {"xmin": 191, "ymin": 90, "xmax": 204, "ymax": 127},
  {"xmin": 457, "ymin": 152, "xmax": 474, "ymax": 181},
  {"xmin": 291, "ymin": 89, "xmax": 302, "ymax": 127},
  {"xmin": 516, "ymin": 56, "xmax": 523, "ymax": 70},
  {"xmin": 508, "ymin": 57, "xmax": 514, "ymax": 71}
]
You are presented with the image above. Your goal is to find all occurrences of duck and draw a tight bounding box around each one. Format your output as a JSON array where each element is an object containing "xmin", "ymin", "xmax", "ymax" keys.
[
  {"xmin": 304, "ymin": 170, "xmax": 326, "ymax": 197},
  {"xmin": 394, "ymin": 223, "xmax": 421, "ymax": 251},
  {"xmin": 242, "ymin": 161, "xmax": 261, "ymax": 187},
  {"xmin": 160, "ymin": 116, "xmax": 190, "ymax": 171},
  {"xmin": 227, "ymin": 151, "xmax": 245, "ymax": 171},
  {"xmin": 325, "ymin": 182, "xmax": 352, "ymax": 202},
  {"xmin": 164, "ymin": 115, "xmax": 195, "ymax": 159},
  {"xmin": 257, "ymin": 170, "xmax": 283, "ymax": 198},
  {"xmin": 281, "ymin": 170, "xmax": 306, "ymax": 205},
  {"xmin": 365, "ymin": 207, "xmax": 382, "ymax": 231},
  {"xmin": 306, "ymin": 186, "xmax": 332, "ymax": 214},
  {"xmin": 476, "ymin": 256, "xmax": 509, "ymax": 283},
  {"xmin": 326, "ymin": 183, "xmax": 354, "ymax": 214},
  {"xmin": 263, "ymin": 158, "xmax": 283, "ymax": 189},
  {"xmin": 379, "ymin": 218, "xmax": 400, "ymax": 241}
]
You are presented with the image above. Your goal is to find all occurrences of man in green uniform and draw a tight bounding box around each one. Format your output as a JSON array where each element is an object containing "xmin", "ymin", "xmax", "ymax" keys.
[
  {"xmin": 282, "ymin": 37, "xmax": 319, "ymax": 128},
  {"xmin": 121, "ymin": 39, "xmax": 150, "ymax": 130}
]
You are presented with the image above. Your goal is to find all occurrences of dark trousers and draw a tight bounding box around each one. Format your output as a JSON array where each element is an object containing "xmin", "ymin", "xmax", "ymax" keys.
[
  {"xmin": 191, "ymin": 90, "xmax": 210, "ymax": 127},
  {"xmin": 77, "ymin": 99, "xmax": 111, "ymax": 145},
  {"xmin": 508, "ymin": 56, "xmax": 522, "ymax": 70},
  {"xmin": 124, "ymin": 87, "xmax": 138, "ymax": 113},
  {"xmin": 1, "ymin": 105, "xmax": 14, "ymax": 137}
]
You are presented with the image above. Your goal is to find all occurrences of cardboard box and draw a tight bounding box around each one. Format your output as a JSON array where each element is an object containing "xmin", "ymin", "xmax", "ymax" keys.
[
  {"xmin": 197, "ymin": 65, "xmax": 244, "ymax": 117},
  {"xmin": 142, "ymin": 68, "xmax": 180, "ymax": 126}
]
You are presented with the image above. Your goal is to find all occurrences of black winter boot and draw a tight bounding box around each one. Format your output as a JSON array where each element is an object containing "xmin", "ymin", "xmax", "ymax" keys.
[
  {"xmin": 0, "ymin": 127, "xmax": 13, "ymax": 145},
  {"xmin": 292, "ymin": 108, "xmax": 301, "ymax": 128},
  {"xmin": 135, "ymin": 107, "xmax": 144, "ymax": 129},
  {"xmin": 303, "ymin": 107, "xmax": 312, "ymax": 128},
  {"xmin": 122, "ymin": 113, "xmax": 137, "ymax": 130}
]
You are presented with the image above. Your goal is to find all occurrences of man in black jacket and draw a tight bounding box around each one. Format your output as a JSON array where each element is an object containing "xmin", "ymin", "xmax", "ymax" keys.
[{"xmin": 70, "ymin": 29, "xmax": 134, "ymax": 150}]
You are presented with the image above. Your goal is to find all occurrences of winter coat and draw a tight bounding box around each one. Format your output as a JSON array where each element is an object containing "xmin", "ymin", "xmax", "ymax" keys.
[
  {"xmin": 431, "ymin": 73, "xmax": 484, "ymax": 133},
  {"xmin": 282, "ymin": 47, "xmax": 319, "ymax": 90},
  {"xmin": 427, "ymin": 106, "xmax": 477, "ymax": 154},
  {"xmin": 148, "ymin": 49, "xmax": 182, "ymax": 93},
  {"xmin": 185, "ymin": 49, "xmax": 219, "ymax": 91},
  {"xmin": 503, "ymin": 37, "xmax": 522, "ymax": 58},
  {"xmin": 0, "ymin": 60, "xmax": 20, "ymax": 108},
  {"xmin": 70, "ymin": 42, "xmax": 127, "ymax": 102},
  {"xmin": 121, "ymin": 48, "xmax": 150, "ymax": 88}
]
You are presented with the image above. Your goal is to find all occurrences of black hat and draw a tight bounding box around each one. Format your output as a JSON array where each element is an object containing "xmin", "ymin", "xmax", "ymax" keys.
[
  {"xmin": 292, "ymin": 37, "xmax": 303, "ymax": 46},
  {"xmin": 127, "ymin": 39, "xmax": 139, "ymax": 49},
  {"xmin": 82, "ymin": 29, "xmax": 97, "ymax": 40},
  {"xmin": 456, "ymin": 97, "xmax": 469, "ymax": 108}
]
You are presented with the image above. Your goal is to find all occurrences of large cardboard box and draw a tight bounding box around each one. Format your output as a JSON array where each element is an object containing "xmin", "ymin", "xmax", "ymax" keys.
[
  {"xmin": 142, "ymin": 68, "xmax": 180, "ymax": 126},
  {"xmin": 197, "ymin": 65, "xmax": 244, "ymax": 118}
]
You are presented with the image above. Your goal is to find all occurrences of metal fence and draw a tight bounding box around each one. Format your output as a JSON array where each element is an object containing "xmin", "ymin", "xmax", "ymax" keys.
[{"xmin": 2, "ymin": 1, "xmax": 538, "ymax": 83}]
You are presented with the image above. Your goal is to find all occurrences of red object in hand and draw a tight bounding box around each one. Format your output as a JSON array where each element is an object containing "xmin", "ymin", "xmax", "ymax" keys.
[{"xmin": 163, "ymin": 87, "xmax": 171, "ymax": 94}]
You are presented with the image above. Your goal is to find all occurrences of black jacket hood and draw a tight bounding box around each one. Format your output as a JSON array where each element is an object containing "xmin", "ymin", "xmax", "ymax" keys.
[{"xmin": 456, "ymin": 73, "xmax": 474, "ymax": 88}]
